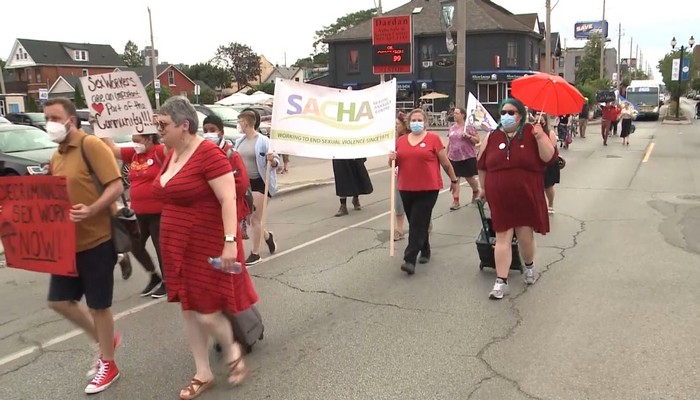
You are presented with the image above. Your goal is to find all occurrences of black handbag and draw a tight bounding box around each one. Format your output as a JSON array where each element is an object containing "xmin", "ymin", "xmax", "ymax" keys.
[
  {"xmin": 557, "ymin": 156, "xmax": 566, "ymax": 169},
  {"xmin": 80, "ymin": 136, "xmax": 139, "ymax": 253}
]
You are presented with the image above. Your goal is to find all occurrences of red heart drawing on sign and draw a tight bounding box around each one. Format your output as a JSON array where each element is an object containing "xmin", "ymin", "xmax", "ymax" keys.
[{"xmin": 92, "ymin": 103, "xmax": 105, "ymax": 114}]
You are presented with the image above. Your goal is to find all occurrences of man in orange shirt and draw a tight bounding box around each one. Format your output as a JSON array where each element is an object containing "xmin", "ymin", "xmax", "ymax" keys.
[{"xmin": 44, "ymin": 98, "xmax": 124, "ymax": 394}]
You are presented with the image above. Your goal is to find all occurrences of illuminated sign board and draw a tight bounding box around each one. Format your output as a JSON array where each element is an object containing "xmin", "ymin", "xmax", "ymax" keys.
[{"xmin": 372, "ymin": 15, "xmax": 413, "ymax": 75}]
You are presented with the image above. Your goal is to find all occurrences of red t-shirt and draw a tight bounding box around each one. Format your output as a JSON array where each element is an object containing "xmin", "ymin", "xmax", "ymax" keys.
[
  {"xmin": 395, "ymin": 132, "xmax": 445, "ymax": 191},
  {"xmin": 120, "ymin": 144, "xmax": 166, "ymax": 214},
  {"xmin": 602, "ymin": 105, "xmax": 620, "ymax": 121}
]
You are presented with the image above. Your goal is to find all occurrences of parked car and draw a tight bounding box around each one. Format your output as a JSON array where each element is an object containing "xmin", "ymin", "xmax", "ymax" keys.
[
  {"xmin": 0, "ymin": 124, "xmax": 56, "ymax": 176},
  {"xmin": 0, "ymin": 116, "xmax": 12, "ymax": 125},
  {"xmin": 231, "ymin": 104, "xmax": 272, "ymax": 122},
  {"xmin": 194, "ymin": 105, "xmax": 240, "ymax": 129},
  {"xmin": 5, "ymin": 112, "xmax": 47, "ymax": 131}
]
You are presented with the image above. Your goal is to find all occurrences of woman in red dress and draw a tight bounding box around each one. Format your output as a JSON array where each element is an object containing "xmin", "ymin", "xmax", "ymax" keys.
[
  {"xmin": 477, "ymin": 98, "xmax": 557, "ymax": 300},
  {"xmin": 152, "ymin": 97, "xmax": 258, "ymax": 399}
]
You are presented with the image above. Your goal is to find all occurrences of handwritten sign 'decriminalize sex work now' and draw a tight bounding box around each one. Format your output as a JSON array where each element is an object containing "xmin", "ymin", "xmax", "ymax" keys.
[
  {"xmin": 0, "ymin": 176, "xmax": 77, "ymax": 277},
  {"xmin": 80, "ymin": 71, "xmax": 158, "ymax": 138}
]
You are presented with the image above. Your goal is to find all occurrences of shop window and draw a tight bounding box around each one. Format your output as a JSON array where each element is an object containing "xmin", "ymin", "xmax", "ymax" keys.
[
  {"xmin": 477, "ymin": 83, "xmax": 499, "ymax": 104},
  {"xmin": 507, "ymin": 41, "xmax": 518, "ymax": 66},
  {"xmin": 348, "ymin": 49, "xmax": 360, "ymax": 73}
]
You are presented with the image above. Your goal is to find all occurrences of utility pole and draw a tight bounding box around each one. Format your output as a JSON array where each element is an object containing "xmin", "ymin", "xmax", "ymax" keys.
[
  {"xmin": 378, "ymin": 0, "xmax": 385, "ymax": 83},
  {"xmin": 455, "ymin": 0, "xmax": 466, "ymax": 107},
  {"xmin": 616, "ymin": 22, "xmax": 621, "ymax": 91},
  {"xmin": 545, "ymin": 0, "xmax": 552, "ymax": 74},
  {"xmin": 148, "ymin": 7, "xmax": 160, "ymax": 109},
  {"xmin": 635, "ymin": 45, "xmax": 639, "ymax": 70},
  {"xmin": 0, "ymin": 59, "xmax": 5, "ymax": 95},
  {"xmin": 599, "ymin": 0, "xmax": 606, "ymax": 79},
  {"xmin": 629, "ymin": 37, "xmax": 633, "ymax": 74}
]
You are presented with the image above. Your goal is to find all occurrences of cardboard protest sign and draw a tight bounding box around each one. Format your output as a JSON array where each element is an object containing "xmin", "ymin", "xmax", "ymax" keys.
[
  {"xmin": 80, "ymin": 71, "xmax": 158, "ymax": 138},
  {"xmin": 0, "ymin": 176, "xmax": 76, "ymax": 277}
]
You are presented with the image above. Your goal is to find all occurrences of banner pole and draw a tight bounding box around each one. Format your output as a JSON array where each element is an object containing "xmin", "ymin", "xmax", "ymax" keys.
[
  {"xmin": 389, "ymin": 159, "xmax": 396, "ymax": 257},
  {"xmin": 259, "ymin": 160, "xmax": 272, "ymax": 252}
]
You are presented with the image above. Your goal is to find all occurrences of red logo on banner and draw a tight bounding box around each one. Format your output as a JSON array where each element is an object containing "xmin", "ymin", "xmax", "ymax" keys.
[{"xmin": 0, "ymin": 176, "xmax": 77, "ymax": 277}]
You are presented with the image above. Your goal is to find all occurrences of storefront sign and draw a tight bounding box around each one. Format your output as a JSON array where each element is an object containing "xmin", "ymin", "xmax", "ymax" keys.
[{"xmin": 372, "ymin": 15, "xmax": 413, "ymax": 75}]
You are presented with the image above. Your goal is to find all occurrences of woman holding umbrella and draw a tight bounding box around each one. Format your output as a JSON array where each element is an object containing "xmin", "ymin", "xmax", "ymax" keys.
[{"xmin": 477, "ymin": 98, "xmax": 558, "ymax": 299}]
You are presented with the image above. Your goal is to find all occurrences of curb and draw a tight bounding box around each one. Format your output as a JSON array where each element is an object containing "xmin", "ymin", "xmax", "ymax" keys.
[{"xmin": 276, "ymin": 166, "xmax": 392, "ymax": 197}]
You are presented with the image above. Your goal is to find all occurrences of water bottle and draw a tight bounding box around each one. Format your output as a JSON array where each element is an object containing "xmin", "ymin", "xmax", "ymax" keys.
[{"xmin": 208, "ymin": 257, "xmax": 242, "ymax": 274}]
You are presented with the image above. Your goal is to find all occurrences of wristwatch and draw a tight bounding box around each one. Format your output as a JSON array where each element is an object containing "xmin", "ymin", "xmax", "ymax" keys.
[
  {"xmin": 224, "ymin": 234, "xmax": 236, "ymax": 243},
  {"xmin": 451, "ymin": 179, "xmax": 458, "ymax": 184}
]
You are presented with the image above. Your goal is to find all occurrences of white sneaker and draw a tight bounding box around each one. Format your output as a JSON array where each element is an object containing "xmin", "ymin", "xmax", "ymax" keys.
[
  {"xmin": 489, "ymin": 278, "xmax": 509, "ymax": 300},
  {"xmin": 524, "ymin": 265, "xmax": 536, "ymax": 285}
]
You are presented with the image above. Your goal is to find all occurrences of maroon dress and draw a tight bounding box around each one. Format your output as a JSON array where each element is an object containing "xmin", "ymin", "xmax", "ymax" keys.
[
  {"xmin": 477, "ymin": 123, "xmax": 557, "ymax": 234},
  {"xmin": 152, "ymin": 140, "xmax": 258, "ymax": 314}
]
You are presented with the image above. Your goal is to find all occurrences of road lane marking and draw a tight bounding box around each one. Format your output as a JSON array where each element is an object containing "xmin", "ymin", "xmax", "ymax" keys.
[
  {"xmin": 0, "ymin": 181, "xmax": 463, "ymax": 367},
  {"xmin": 0, "ymin": 299, "xmax": 165, "ymax": 367},
  {"xmin": 642, "ymin": 142, "xmax": 655, "ymax": 163}
]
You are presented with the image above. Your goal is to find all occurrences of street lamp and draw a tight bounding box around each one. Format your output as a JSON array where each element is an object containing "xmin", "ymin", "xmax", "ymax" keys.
[
  {"xmin": 440, "ymin": 0, "xmax": 466, "ymax": 108},
  {"xmin": 671, "ymin": 35, "xmax": 695, "ymax": 119}
]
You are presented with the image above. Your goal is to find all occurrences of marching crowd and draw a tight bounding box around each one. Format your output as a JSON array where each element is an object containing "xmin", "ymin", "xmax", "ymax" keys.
[{"xmin": 10, "ymin": 88, "xmax": 585, "ymax": 397}]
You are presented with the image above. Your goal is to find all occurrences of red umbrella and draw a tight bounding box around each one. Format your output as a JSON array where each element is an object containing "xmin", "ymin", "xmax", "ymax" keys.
[{"xmin": 510, "ymin": 73, "xmax": 585, "ymax": 116}]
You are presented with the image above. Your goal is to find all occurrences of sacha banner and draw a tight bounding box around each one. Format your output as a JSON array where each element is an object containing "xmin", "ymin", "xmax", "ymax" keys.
[
  {"xmin": 0, "ymin": 176, "xmax": 77, "ymax": 277},
  {"xmin": 269, "ymin": 78, "xmax": 397, "ymax": 159}
]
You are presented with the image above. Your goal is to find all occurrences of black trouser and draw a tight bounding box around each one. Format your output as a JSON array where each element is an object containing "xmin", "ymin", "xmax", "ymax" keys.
[
  {"xmin": 399, "ymin": 190, "xmax": 439, "ymax": 264},
  {"xmin": 132, "ymin": 213, "xmax": 164, "ymax": 279}
]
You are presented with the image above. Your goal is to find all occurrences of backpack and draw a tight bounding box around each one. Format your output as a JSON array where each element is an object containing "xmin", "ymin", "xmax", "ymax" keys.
[{"xmin": 226, "ymin": 147, "xmax": 254, "ymax": 213}]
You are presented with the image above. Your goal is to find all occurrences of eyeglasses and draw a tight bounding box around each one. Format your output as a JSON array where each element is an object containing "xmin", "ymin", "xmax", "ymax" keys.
[
  {"xmin": 500, "ymin": 110, "xmax": 517, "ymax": 116},
  {"xmin": 155, "ymin": 120, "xmax": 171, "ymax": 131}
]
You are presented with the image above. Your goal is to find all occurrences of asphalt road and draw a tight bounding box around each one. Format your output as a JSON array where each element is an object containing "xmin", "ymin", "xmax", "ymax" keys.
[{"xmin": 2, "ymin": 111, "xmax": 700, "ymax": 399}]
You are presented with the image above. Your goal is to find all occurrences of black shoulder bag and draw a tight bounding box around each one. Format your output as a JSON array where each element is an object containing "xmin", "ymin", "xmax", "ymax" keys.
[{"xmin": 80, "ymin": 136, "xmax": 139, "ymax": 253}]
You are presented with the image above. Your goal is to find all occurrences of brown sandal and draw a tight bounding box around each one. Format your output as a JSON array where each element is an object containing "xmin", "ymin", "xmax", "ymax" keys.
[
  {"xmin": 179, "ymin": 377, "xmax": 214, "ymax": 400},
  {"xmin": 227, "ymin": 343, "xmax": 248, "ymax": 386}
]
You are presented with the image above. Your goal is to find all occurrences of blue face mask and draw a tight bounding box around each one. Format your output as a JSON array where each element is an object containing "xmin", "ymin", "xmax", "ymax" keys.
[
  {"xmin": 409, "ymin": 122, "xmax": 424, "ymax": 134},
  {"xmin": 500, "ymin": 114, "xmax": 517, "ymax": 130}
]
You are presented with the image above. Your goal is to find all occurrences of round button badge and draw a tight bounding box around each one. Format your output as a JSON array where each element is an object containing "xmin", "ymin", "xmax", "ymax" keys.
[
  {"xmin": 420, "ymin": 142, "xmax": 426, "ymax": 148},
  {"xmin": 498, "ymin": 143, "xmax": 506, "ymax": 150},
  {"xmin": 147, "ymin": 159, "xmax": 154, "ymax": 166}
]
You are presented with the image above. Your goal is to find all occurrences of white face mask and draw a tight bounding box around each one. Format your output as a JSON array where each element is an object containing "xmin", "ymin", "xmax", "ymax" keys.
[
  {"xmin": 133, "ymin": 143, "xmax": 147, "ymax": 154},
  {"xmin": 46, "ymin": 121, "xmax": 70, "ymax": 143},
  {"xmin": 203, "ymin": 133, "xmax": 219, "ymax": 143}
]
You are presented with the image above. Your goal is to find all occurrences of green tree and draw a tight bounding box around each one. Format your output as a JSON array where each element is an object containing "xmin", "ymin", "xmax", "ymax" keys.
[
  {"xmin": 74, "ymin": 86, "xmax": 86, "ymax": 109},
  {"xmin": 188, "ymin": 87, "xmax": 217, "ymax": 105},
  {"xmin": 26, "ymin": 96, "xmax": 39, "ymax": 112},
  {"xmin": 574, "ymin": 32, "xmax": 605, "ymax": 86},
  {"xmin": 657, "ymin": 49, "xmax": 700, "ymax": 97},
  {"xmin": 214, "ymin": 43, "xmax": 261, "ymax": 91},
  {"xmin": 691, "ymin": 77, "xmax": 700, "ymax": 91},
  {"xmin": 121, "ymin": 40, "xmax": 144, "ymax": 68},
  {"xmin": 311, "ymin": 8, "xmax": 376, "ymax": 62},
  {"xmin": 146, "ymin": 86, "xmax": 172, "ymax": 109},
  {"xmin": 181, "ymin": 63, "xmax": 232, "ymax": 90},
  {"xmin": 246, "ymin": 82, "xmax": 275, "ymax": 95},
  {"xmin": 293, "ymin": 53, "xmax": 330, "ymax": 68}
]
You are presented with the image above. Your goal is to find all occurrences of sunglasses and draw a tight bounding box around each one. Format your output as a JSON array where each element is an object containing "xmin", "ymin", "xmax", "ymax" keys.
[{"xmin": 500, "ymin": 110, "xmax": 517, "ymax": 116}]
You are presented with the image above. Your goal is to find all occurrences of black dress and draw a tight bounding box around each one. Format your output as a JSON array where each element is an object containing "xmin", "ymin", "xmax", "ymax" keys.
[{"xmin": 332, "ymin": 159, "xmax": 374, "ymax": 197}]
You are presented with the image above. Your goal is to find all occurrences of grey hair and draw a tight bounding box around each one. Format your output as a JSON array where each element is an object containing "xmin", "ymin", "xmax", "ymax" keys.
[{"xmin": 158, "ymin": 96, "xmax": 198, "ymax": 134}]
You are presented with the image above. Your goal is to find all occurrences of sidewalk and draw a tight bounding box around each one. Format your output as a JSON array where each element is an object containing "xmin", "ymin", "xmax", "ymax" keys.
[{"xmin": 276, "ymin": 155, "xmax": 390, "ymax": 195}]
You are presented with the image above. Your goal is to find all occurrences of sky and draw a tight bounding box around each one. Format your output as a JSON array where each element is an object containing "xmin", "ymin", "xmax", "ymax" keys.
[{"xmin": 1, "ymin": 0, "xmax": 697, "ymax": 78}]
